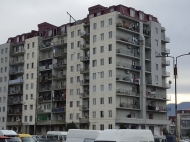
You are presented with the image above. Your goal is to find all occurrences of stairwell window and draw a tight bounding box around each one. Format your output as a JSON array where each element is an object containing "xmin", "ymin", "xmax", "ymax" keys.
[
  {"xmin": 108, "ymin": 44, "xmax": 112, "ymax": 51},
  {"xmin": 25, "ymin": 116, "xmax": 27, "ymax": 122},
  {"xmin": 70, "ymin": 66, "xmax": 74, "ymax": 72},
  {"xmin": 155, "ymin": 39, "xmax": 158, "ymax": 46},
  {"xmin": 70, "ymin": 101, "xmax": 73, "ymax": 107},
  {"xmin": 30, "ymin": 116, "xmax": 32, "ymax": 122},
  {"xmin": 70, "ymin": 113, "xmax": 73, "ymax": 120},
  {"xmin": 108, "ymin": 97, "xmax": 112, "ymax": 104},
  {"xmin": 155, "ymin": 75, "xmax": 158, "ymax": 82},
  {"xmin": 108, "ymin": 70, "xmax": 112, "ymax": 77},
  {"xmin": 71, "ymin": 42, "xmax": 74, "ymax": 49},
  {"xmin": 24, "ymin": 105, "xmax": 27, "ymax": 110},
  {"xmin": 70, "ymin": 89, "xmax": 73, "ymax": 95},
  {"xmin": 71, "ymin": 54, "xmax": 74, "ymax": 60},
  {"xmin": 100, "ymin": 71, "xmax": 104, "ymax": 78},
  {"xmin": 70, "ymin": 77, "xmax": 73, "ymax": 84},
  {"xmin": 93, "ymin": 73, "xmax": 96, "ymax": 79}
]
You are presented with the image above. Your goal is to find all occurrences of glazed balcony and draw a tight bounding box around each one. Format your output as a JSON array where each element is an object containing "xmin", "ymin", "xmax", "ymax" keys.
[
  {"xmin": 116, "ymin": 74, "xmax": 139, "ymax": 85},
  {"xmin": 80, "ymin": 44, "xmax": 90, "ymax": 50},
  {"xmin": 147, "ymin": 105, "xmax": 167, "ymax": 112},
  {"xmin": 116, "ymin": 62, "xmax": 141, "ymax": 72},
  {"xmin": 10, "ymin": 59, "xmax": 24, "ymax": 65},
  {"xmin": 9, "ymin": 79, "xmax": 24, "ymax": 85},
  {"xmin": 162, "ymin": 71, "xmax": 170, "ymax": 77},
  {"xmin": 6, "ymin": 121, "xmax": 22, "ymax": 126},
  {"xmin": 39, "ymin": 41, "xmax": 53, "ymax": 51},
  {"xmin": 38, "ymin": 95, "xmax": 51, "ymax": 103},
  {"xmin": 80, "ymin": 68, "xmax": 89, "ymax": 74},
  {"xmin": 9, "ymin": 69, "xmax": 24, "ymax": 75},
  {"xmin": 116, "ymin": 89, "xmax": 140, "ymax": 97},
  {"xmin": 162, "ymin": 47, "xmax": 170, "ymax": 54},
  {"xmin": 79, "ymin": 105, "xmax": 89, "ymax": 111},
  {"xmin": 53, "ymin": 63, "xmax": 67, "ymax": 69},
  {"xmin": 80, "ymin": 56, "xmax": 90, "ymax": 62},
  {"xmin": 80, "ymin": 80, "xmax": 90, "ymax": 86},
  {"xmin": 10, "ymin": 49, "xmax": 25, "ymax": 56},
  {"xmin": 52, "ymin": 107, "xmax": 65, "ymax": 113},
  {"xmin": 116, "ymin": 49, "xmax": 140, "ymax": 59},
  {"xmin": 79, "ymin": 93, "xmax": 89, "ymax": 99},
  {"xmin": 118, "ymin": 102, "xmax": 140, "ymax": 110},
  {"xmin": 116, "ymin": 35, "xmax": 139, "ymax": 47}
]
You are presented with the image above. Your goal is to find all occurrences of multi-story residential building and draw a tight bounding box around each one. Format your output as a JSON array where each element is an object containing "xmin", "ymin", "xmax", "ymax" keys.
[
  {"xmin": 0, "ymin": 4, "xmax": 171, "ymax": 135},
  {"xmin": 168, "ymin": 116, "xmax": 176, "ymax": 135}
]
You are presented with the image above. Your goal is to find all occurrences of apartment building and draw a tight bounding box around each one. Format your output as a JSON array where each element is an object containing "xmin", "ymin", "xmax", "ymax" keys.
[
  {"xmin": 168, "ymin": 116, "xmax": 176, "ymax": 135},
  {"xmin": 1, "ymin": 4, "xmax": 171, "ymax": 135}
]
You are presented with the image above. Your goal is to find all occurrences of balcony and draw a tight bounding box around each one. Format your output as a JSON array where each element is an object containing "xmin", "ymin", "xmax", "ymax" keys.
[
  {"xmin": 116, "ymin": 49, "xmax": 140, "ymax": 59},
  {"xmin": 162, "ymin": 47, "xmax": 170, "ymax": 54},
  {"xmin": 53, "ymin": 74, "xmax": 66, "ymax": 80},
  {"xmin": 162, "ymin": 59, "xmax": 170, "ymax": 66},
  {"xmin": 53, "ymin": 63, "xmax": 67, "ymax": 69},
  {"xmin": 52, "ymin": 96, "xmax": 66, "ymax": 102},
  {"xmin": 79, "ymin": 105, "xmax": 89, "ymax": 111},
  {"xmin": 145, "ymin": 55, "xmax": 151, "ymax": 61},
  {"xmin": 80, "ymin": 68, "xmax": 89, "ymax": 74},
  {"xmin": 162, "ymin": 71, "xmax": 170, "ymax": 77},
  {"xmin": 39, "ymin": 41, "xmax": 53, "ymax": 51},
  {"xmin": 37, "ymin": 108, "xmax": 51, "ymax": 114},
  {"xmin": 54, "ymin": 39, "xmax": 67, "ymax": 46},
  {"xmin": 116, "ymin": 62, "xmax": 141, "ymax": 72},
  {"xmin": 145, "ymin": 66, "xmax": 151, "ymax": 73},
  {"xmin": 80, "ymin": 31, "xmax": 90, "ymax": 39},
  {"xmin": 116, "ymin": 89, "xmax": 140, "ymax": 97},
  {"xmin": 52, "ymin": 107, "xmax": 65, "ymax": 113},
  {"xmin": 38, "ymin": 86, "xmax": 51, "ymax": 92},
  {"xmin": 9, "ymin": 79, "xmax": 24, "ymax": 85},
  {"xmin": 7, "ymin": 109, "xmax": 22, "ymax": 115},
  {"xmin": 9, "ymin": 69, "xmax": 24, "ymax": 75},
  {"xmin": 118, "ymin": 102, "xmax": 140, "ymax": 110},
  {"xmin": 116, "ymin": 35, "xmax": 139, "ymax": 47},
  {"xmin": 80, "ymin": 44, "xmax": 90, "ymax": 50},
  {"xmin": 53, "ymin": 50, "xmax": 67, "ymax": 59},
  {"xmin": 6, "ymin": 121, "xmax": 22, "ymax": 126},
  {"xmin": 8, "ymin": 100, "xmax": 23, "ymax": 105},
  {"xmin": 10, "ymin": 49, "xmax": 25, "ymax": 56},
  {"xmin": 80, "ymin": 56, "xmax": 90, "ymax": 62},
  {"xmin": 116, "ymin": 74, "xmax": 139, "ymax": 85},
  {"xmin": 10, "ymin": 59, "xmax": 24, "ymax": 65},
  {"xmin": 146, "ymin": 93, "xmax": 171, "ymax": 101},
  {"xmin": 39, "ymin": 54, "xmax": 53, "ymax": 61},
  {"xmin": 147, "ymin": 105, "xmax": 167, "ymax": 112},
  {"xmin": 39, "ymin": 64, "xmax": 53, "ymax": 71},
  {"xmin": 116, "ymin": 22, "xmax": 139, "ymax": 34},
  {"xmin": 52, "ymin": 85, "xmax": 66, "ymax": 90},
  {"xmin": 80, "ymin": 80, "xmax": 89, "ymax": 86},
  {"xmin": 37, "ymin": 120, "xmax": 51, "ymax": 125},
  {"xmin": 162, "ymin": 82, "xmax": 171, "ymax": 89},
  {"xmin": 79, "ymin": 93, "xmax": 89, "ymax": 99},
  {"xmin": 51, "ymin": 120, "xmax": 65, "ymax": 125},
  {"xmin": 38, "ymin": 95, "xmax": 51, "ymax": 103},
  {"xmin": 161, "ymin": 35, "xmax": 170, "ymax": 43},
  {"xmin": 79, "ymin": 117, "xmax": 89, "ymax": 123},
  {"xmin": 8, "ymin": 89, "xmax": 23, "ymax": 95}
]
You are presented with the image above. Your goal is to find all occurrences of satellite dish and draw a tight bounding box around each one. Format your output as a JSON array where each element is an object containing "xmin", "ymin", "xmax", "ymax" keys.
[{"xmin": 168, "ymin": 80, "xmax": 172, "ymax": 84}]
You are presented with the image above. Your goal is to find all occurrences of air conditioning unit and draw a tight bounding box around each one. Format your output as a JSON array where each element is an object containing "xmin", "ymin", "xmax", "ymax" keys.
[{"xmin": 16, "ymin": 117, "xmax": 20, "ymax": 122}]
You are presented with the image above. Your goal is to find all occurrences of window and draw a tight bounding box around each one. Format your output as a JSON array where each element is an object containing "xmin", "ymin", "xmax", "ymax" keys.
[
  {"xmin": 100, "ymin": 124, "xmax": 104, "ymax": 130},
  {"xmin": 32, "ymin": 42, "xmax": 35, "ymax": 47},
  {"xmin": 100, "ymin": 46, "xmax": 104, "ymax": 53},
  {"xmin": 93, "ymin": 23, "xmax": 97, "ymax": 29},
  {"xmin": 26, "ymin": 94, "xmax": 28, "ymax": 100},
  {"xmin": 70, "ymin": 101, "xmax": 73, "ymax": 107},
  {"xmin": 100, "ymin": 33, "xmax": 104, "ymax": 40},
  {"xmin": 109, "ymin": 18, "xmax": 112, "ymax": 25},
  {"xmin": 140, "ymin": 13, "xmax": 144, "ymax": 20},
  {"xmin": 31, "ymin": 63, "xmax": 34, "ymax": 68},
  {"xmin": 1, "ymin": 49, "xmax": 3, "ymax": 54},
  {"xmin": 29, "ymin": 116, "xmax": 32, "ymax": 122},
  {"xmin": 70, "ymin": 66, "xmax": 74, "ymax": 72},
  {"xmin": 156, "ymin": 64, "xmax": 158, "ymax": 70},
  {"xmin": 27, "ymin": 43, "xmax": 30, "ymax": 49},
  {"xmin": 77, "ymin": 76, "xmax": 80, "ymax": 83},
  {"xmin": 31, "ymin": 73, "xmax": 34, "ymax": 79},
  {"xmin": 5, "ymin": 48, "xmax": 7, "ymax": 53},
  {"xmin": 31, "ymin": 83, "xmax": 34, "ymax": 89},
  {"xmin": 155, "ymin": 27, "xmax": 158, "ymax": 34},
  {"xmin": 71, "ymin": 31, "xmax": 74, "ymax": 37},
  {"xmin": 26, "ymin": 74, "xmax": 29, "ymax": 79},
  {"xmin": 100, "ymin": 98, "xmax": 104, "ymax": 104},
  {"xmin": 4, "ymin": 76, "xmax": 7, "ymax": 82},
  {"xmin": 3, "ymin": 97, "xmax": 5, "ymax": 102},
  {"xmin": 93, "ymin": 98, "xmax": 96, "ymax": 105},
  {"xmin": 92, "ymin": 60, "xmax": 97, "ymax": 67},
  {"xmin": 30, "ymin": 105, "xmax": 33, "ymax": 110},
  {"xmin": 27, "ymin": 64, "xmax": 29, "ymax": 69},
  {"xmin": 155, "ymin": 39, "xmax": 158, "ymax": 46},
  {"xmin": 100, "ymin": 85, "xmax": 104, "ymax": 91},
  {"xmin": 77, "ymin": 53, "xmax": 80, "ymax": 59},
  {"xmin": 100, "ymin": 59, "xmax": 104, "ymax": 65},
  {"xmin": 101, "ymin": 21, "xmax": 104, "ymax": 27},
  {"xmin": 26, "ymin": 84, "xmax": 28, "ymax": 90},
  {"xmin": 0, "ymin": 68, "xmax": 2, "ymax": 73},
  {"xmin": 93, "ymin": 85, "xmax": 96, "ymax": 92},
  {"xmin": 108, "ymin": 57, "xmax": 112, "ymax": 64},
  {"xmin": 77, "ymin": 41, "xmax": 81, "ymax": 48},
  {"xmin": 32, "ymin": 52, "xmax": 34, "ymax": 58},
  {"xmin": 108, "ymin": 70, "xmax": 112, "ymax": 77},
  {"xmin": 76, "ymin": 113, "xmax": 79, "ymax": 119},
  {"xmin": 108, "ymin": 84, "xmax": 112, "ymax": 90},
  {"xmin": 3, "ymin": 87, "xmax": 6, "ymax": 92},
  {"xmin": 27, "ymin": 53, "xmax": 29, "ymax": 59},
  {"xmin": 1, "ymin": 58, "xmax": 3, "ymax": 63},
  {"xmin": 76, "ymin": 101, "xmax": 80, "ymax": 107},
  {"xmin": 3, "ymin": 107, "xmax": 5, "ymax": 112},
  {"xmin": 108, "ymin": 110, "xmax": 113, "ymax": 118},
  {"xmin": 24, "ymin": 116, "xmax": 27, "ymax": 122},
  {"xmin": 71, "ymin": 54, "xmax": 74, "ymax": 60},
  {"xmin": 93, "ymin": 111, "xmax": 96, "ymax": 118},
  {"xmin": 0, "ymin": 87, "xmax": 1, "ymax": 93},
  {"xmin": 5, "ymin": 57, "xmax": 7, "ymax": 62},
  {"xmin": 70, "ymin": 89, "xmax": 73, "ymax": 95},
  {"xmin": 89, "ymin": 14, "xmax": 94, "ymax": 19},
  {"xmin": 130, "ymin": 9, "xmax": 135, "ymax": 17},
  {"xmin": 108, "ymin": 124, "xmax": 113, "ymax": 129},
  {"xmin": 70, "ymin": 113, "xmax": 73, "ymax": 120},
  {"xmin": 77, "ymin": 88, "xmax": 80, "ymax": 95},
  {"xmin": 100, "ymin": 71, "xmax": 104, "ymax": 78},
  {"xmin": 108, "ymin": 44, "xmax": 112, "ymax": 51},
  {"xmin": 93, "ymin": 73, "xmax": 96, "ymax": 79},
  {"xmin": 70, "ymin": 42, "xmax": 74, "ymax": 49},
  {"xmin": 24, "ymin": 105, "xmax": 27, "ymax": 110},
  {"xmin": 2, "ymin": 117, "xmax": 5, "ymax": 122},
  {"xmin": 78, "ymin": 29, "xmax": 81, "ymax": 36},
  {"xmin": 4, "ymin": 67, "xmax": 7, "ymax": 72},
  {"xmin": 108, "ymin": 31, "xmax": 112, "ymax": 38},
  {"xmin": 93, "ymin": 47, "xmax": 96, "ymax": 54},
  {"xmin": 70, "ymin": 77, "xmax": 73, "ymax": 83},
  {"xmin": 93, "ymin": 35, "xmax": 96, "ymax": 43},
  {"xmin": 100, "ymin": 111, "xmax": 104, "ymax": 118},
  {"xmin": 108, "ymin": 97, "xmax": 112, "ymax": 104},
  {"xmin": 77, "ymin": 64, "xmax": 80, "ymax": 72},
  {"xmin": 92, "ymin": 125, "xmax": 96, "ymax": 130},
  {"xmin": 30, "ymin": 94, "xmax": 33, "ymax": 99},
  {"xmin": 155, "ymin": 75, "xmax": 158, "ymax": 82},
  {"xmin": 0, "ymin": 77, "xmax": 2, "ymax": 82}
]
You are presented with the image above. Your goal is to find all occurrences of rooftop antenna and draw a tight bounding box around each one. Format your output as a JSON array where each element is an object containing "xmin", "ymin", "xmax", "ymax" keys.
[{"xmin": 67, "ymin": 12, "xmax": 76, "ymax": 24}]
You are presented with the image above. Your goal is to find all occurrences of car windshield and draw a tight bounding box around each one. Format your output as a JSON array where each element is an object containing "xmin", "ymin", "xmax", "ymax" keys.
[
  {"xmin": 6, "ymin": 137, "xmax": 21, "ymax": 142},
  {"xmin": 21, "ymin": 137, "xmax": 35, "ymax": 142}
]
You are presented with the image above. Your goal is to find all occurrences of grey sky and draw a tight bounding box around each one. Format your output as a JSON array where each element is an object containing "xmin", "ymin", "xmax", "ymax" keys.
[{"xmin": 1, "ymin": 0, "xmax": 190, "ymax": 104}]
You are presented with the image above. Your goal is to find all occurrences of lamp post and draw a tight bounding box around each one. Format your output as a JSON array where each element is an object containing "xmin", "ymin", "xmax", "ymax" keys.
[
  {"xmin": 31, "ymin": 97, "xmax": 37, "ymax": 135},
  {"xmin": 156, "ymin": 52, "xmax": 190, "ymax": 139}
]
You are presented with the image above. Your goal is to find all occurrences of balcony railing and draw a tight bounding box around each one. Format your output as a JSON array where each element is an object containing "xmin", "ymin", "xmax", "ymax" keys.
[
  {"xmin": 162, "ymin": 59, "xmax": 170, "ymax": 66},
  {"xmin": 8, "ymin": 100, "xmax": 23, "ymax": 105},
  {"xmin": 80, "ymin": 31, "xmax": 90, "ymax": 38},
  {"xmin": 10, "ymin": 49, "xmax": 25, "ymax": 56},
  {"xmin": 39, "ymin": 54, "xmax": 53, "ymax": 61},
  {"xmin": 52, "ymin": 96, "xmax": 66, "ymax": 101},
  {"xmin": 116, "ymin": 62, "xmax": 141, "ymax": 71},
  {"xmin": 80, "ymin": 80, "xmax": 90, "ymax": 86},
  {"xmin": 116, "ymin": 89, "xmax": 139, "ymax": 97},
  {"xmin": 80, "ymin": 44, "xmax": 90, "ymax": 50},
  {"xmin": 54, "ymin": 50, "xmax": 67, "ymax": 58},
  {"xmin": 39, "ymin": 65, "xmax": 53, "ymax": 71},
  {"xmin": 9, "ymin": 69, "xmax": 24, "ymax": 75},
  {"xmin": 162, "ymin": 47, "xmax": 170, "ymax": 54},
  {"xmin": 38, "ymin": 86, "xmax": 51, "ymax": 92},
  {"xmin": 6, "ymin": 121, "xmax": 22, "ymax": 126},
  {"xmin": 53, "ymin": 73, "xmax": 66, "ymax": 79},
  {"xmin": 147, "ymin": 105, "xmax": 167, "ymax": 112},
  {"xmin": 79, "ymin": 93, "xmax": 89, "ymax": 98},
  {"xmin": 116, "ymin": 74, "xmax": 139, "ymax": 84},
  {"xmin": 116, "ymin": 49, "xmax": 140, "ymax": 58},
  {"xmin": 7, "ymin": 109, "xmax": 22, "ymax": 115},
  {"xmin": 54, "ymin": 39, "xmax": 67, "ymax": 46},
  {"xmin": 162, "ymin": 71, "xmax": 170, "ymax": 77},
  {"xmin": 53, "ymin": 63, "xmax": 67, "ymax": 69},
  {"xmin": 9, "ymin": 79, "xmax": 24, "ymax": 85},
  {"xmin": 10, "ymin": 59, "xmax": 24, "ymax": 65},
  {"xmin": 80, "ymin": 56, "xmax": 90, "ymax": 62},
  {"xmin": 145, "ymin": 66, "xmax": 151, "ymax": 72},
  {"xmin": 51, "ymin": 120, "xmax": 65, "ymax": 125},
  {"xmin": 119, "ymin": 102, "xmax": 140, "ymax": 109},
  {"xmin": 79, "ymin": 117, "xmax": 89, "ymax": 123},
  {"xmin": 161, "ymin": 35, "xmax": 170, "ymax": 43},
  {"xmin": 116, "ymin": 35, "xmax": 139, "ymax": 46},
  {"xmin": 8, "ymin": 89, "xmax": 23, "ymax": 95},
  {"xmin": 52, "ymin": 107, "xmax": 65, "ymax": 113},
  {"xmin": 162, "ymin": 82, "xmax": 171, "ymax": 88},
  {"xmin": 52, "ymin": 85, "xmax": 66, "ymax": 90},
  {"xmin": 80, "ymin": 68, "xmax": 89, "ymax": 74},
  {"xmin": 146, "ymin": 93, "xmax": 171, "ymax": 101},
  {"xmin": 37, "ymin": 108, "xmax": 51, "ymax": 113},
  {"xmin": 79, "ymin": 105, "xmax": 89, "ymax": 111}
]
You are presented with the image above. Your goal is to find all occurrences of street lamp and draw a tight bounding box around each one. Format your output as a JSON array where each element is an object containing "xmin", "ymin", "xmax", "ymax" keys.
[
  {"xmin": 31, "ymin": 97, "xmax": 37, "ymax": 135},
  {"xmin": 156, "ymin": 52, "xmax": 190, "ymax": 139}
]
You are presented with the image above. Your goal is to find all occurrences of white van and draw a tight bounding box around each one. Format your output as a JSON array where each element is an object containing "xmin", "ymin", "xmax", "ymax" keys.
[
  {"xmin": 95, "ymin": 129, "xmax": 154, "ymax": 142},
  {"xmin": 66, "ymin": 129, "xmax": 102, "ymax": 142},
  {"xmin": 46, "ymin": 131, "xmax": 67, "ymax": 141},
  {"xmin": 0, "ymin": 130, "xmax": 21, "ymax": 142},
  {"xmin": 154, "ymin": 135, "xmax": 167, "ymax": 142}
]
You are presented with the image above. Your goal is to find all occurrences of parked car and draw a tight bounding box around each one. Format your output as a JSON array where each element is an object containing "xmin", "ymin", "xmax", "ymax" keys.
[{"xmin": 32, "ymin": 135, "xmax": 43, "ymax": 142}]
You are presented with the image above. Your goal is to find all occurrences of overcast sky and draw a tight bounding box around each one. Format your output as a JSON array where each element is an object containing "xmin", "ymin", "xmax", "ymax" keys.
[{"xmin": 0, "ymin": 0, "xmax": 190, "ymax": 104}]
